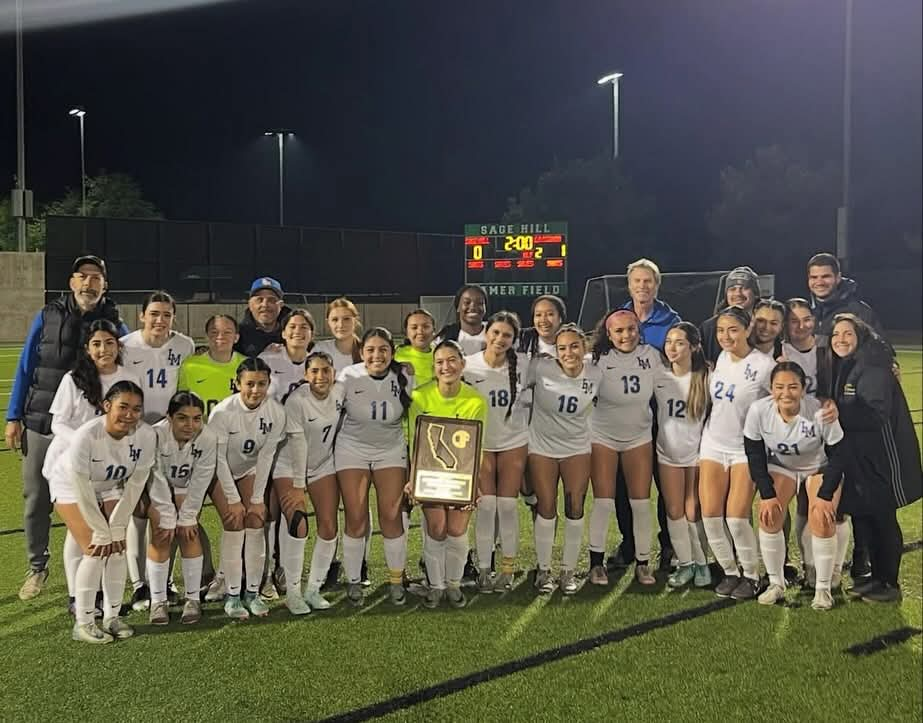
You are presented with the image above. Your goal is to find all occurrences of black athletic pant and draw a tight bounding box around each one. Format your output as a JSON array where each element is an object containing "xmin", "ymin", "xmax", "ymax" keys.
[
  {"xmin": 613, "ymin": 449, "xmax": 671, "ymax": 560},
  {"xmin": 852, "ymin": 509, "xmax": 903, "ymax": 587},
  {"xmin": 851, "ymin": 517, "xmax": 871, "ymax": 570}
]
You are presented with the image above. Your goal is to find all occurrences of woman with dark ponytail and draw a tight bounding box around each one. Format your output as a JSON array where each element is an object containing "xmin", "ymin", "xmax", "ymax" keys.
[
  {"xmin": 335, "ymin": 327, "xmax": 413, "ymax": 607},
  {"xmin": 464, "ymin": 311, "xmax": 530, "ymax": 592}
]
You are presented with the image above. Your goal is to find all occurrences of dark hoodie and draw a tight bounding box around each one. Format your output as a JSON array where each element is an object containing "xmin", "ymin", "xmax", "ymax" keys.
[
  {"xmin": 235, "ymin": 304, "xmax": 294, "ymax": 358},
  {"xmin": 822, "ymin": 335, "xmax": 921, "ymax": 514},
  {"xmin": 811, "ymin": 277, "xmax": 883, "ymax": 343},
  {"xmin": 619, "ymin": 298, "xmax": 681, "ymax": 352}
]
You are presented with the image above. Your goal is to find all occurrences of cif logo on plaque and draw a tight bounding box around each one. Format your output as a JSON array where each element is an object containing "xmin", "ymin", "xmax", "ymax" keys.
[{"xmin": 412, "ymin": 416, "xmax": 482, "ymax": 505}]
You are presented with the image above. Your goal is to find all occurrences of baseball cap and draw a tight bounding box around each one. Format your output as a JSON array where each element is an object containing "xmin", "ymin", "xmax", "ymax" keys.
[
  {"xmin": 249, "ymin": 276, "xmax": 284, "ymax": 298},
  {"xmin": 725, "ymin": 266, "xmax": 760, "ymax": 293},
  {"xmin": 72, "ymin": 255, "xmax": 107, "ymax": 277}
]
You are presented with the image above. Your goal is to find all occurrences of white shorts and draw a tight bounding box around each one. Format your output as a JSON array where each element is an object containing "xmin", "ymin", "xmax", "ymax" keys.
[
  {"xmin": 272, "ymin": 443, "xmax": 294, "ymax": 479},
  {"xmin": 657, "ymin": 447, "xmax": 699, "ymax": 468},
  {"xmin": 527, "ymin": 443, "xmax": 591, "ymax": 460},
  {"xmin": 698, "ymin": 440, "xmax": 747, "ymax": 470},
  {"xmin": 767, "ymin": 464, "xmax": 821, "ymax": 491},
  {"xmin": 592, "ymin": 431, "xmax": 652, "ymax": 454},
  {"xmin": 307, "ymin": 457, "xmax": 337, "ymax": 484},
  {"xmin": 335, "ymin": 446, "xmax": 407, "ymax": 472}
]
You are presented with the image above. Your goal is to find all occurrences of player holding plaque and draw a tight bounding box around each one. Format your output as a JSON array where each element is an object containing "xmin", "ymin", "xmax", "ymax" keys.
[{"xmin": 407, "ymin": 340, "xmax": 487, "ymax": 609}]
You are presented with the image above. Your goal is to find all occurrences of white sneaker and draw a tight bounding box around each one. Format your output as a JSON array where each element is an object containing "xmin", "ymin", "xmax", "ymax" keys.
[
  {"xmin": 560, "ymin": 570, "xmax": 578, "ymax": 595},
  {"xmin": 635, "ymin": 563, "xmax": 656, "ymax": 586},
  {"xmin": 534, "ymin": 569, "xmax": 555, "ymax": 594},
  {"xmin": 224, "ymin": 594, "xmax": 250, "ymax": 620},
  {"xmin": 812, "ymin": 588, "xmax": 834, "ymax": 611},
  {"xmin": 180, "ymin": 600, "xmax": 202, "ymax": 624},
  {"xmin": 303, "ymin": 587, "xmax": 332, "ymax": 610},
  {"xmin": 493, "ymin": 572, "xmax": 514, "ymax": 592},
  {"xmin": 149, "ymin": 601, "xmax": 170, "ymax": 625},
  {"xmin": 259, "ymin": 579, "xmax": 278, "ymax": 601},
  {"xmin": 477, "ymin": 569, "xmax": 493, "ymax": 594},
  {"xmin": 757, "ymin": 583, "xmax": 786, "ymax": 606},
  {"xmin": 244, "ymin": 592, "xmax": 270, "ymax": 617},
  {"xmin": 285, "ymin": 591, "xmax": 311, "ymax": 616},
  {"xmin": 72, "ymin": 621, "xmax": 113, "ymax": 644},
  {"xmin": 445, "ymin": 585, "xmax": 466, "ymax": 608},
  {"xmin": 18, "ymin": 569, "xmax": 49, "ymax": 601},
  {"xmin": 102, "ymin": 616, "xmax": 134, "ymax": 640},
  {"xmin": 204, "ymin": 575, "xmax": 227, "ymax": 602}
]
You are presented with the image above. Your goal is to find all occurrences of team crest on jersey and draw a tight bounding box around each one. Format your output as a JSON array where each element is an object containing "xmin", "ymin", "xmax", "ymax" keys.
[
  {"xmin": 191, "ymin": 445, "xmax": 203, "ymax": 459},
  {"xmin": 128, "ymin": 444, "xmax": 142, "ymax": 462},
  {"xmin": 800, "ymin": 422, "xmax": 816, "ymax": 438},
  {"xmin": 390, "ymin": 380, "xmax": 400, "ymax": 397},
  {"xmin": 638, "ymin": 357, "xmax": 651, "ymax": 370},
  {"xmin": 582, "ymin": 379, "xmax": 595, "ymax": 395},
  {"xmin": 259, "ymin": 418, "xmax": 273, "ymax": 434},
  {"xmin": 744, "ymin": 364, "xmax": 757, "ymax": 382},
  {"xmin": 167, "ymin": 348, "xmax": 182, "ymax": 366}
]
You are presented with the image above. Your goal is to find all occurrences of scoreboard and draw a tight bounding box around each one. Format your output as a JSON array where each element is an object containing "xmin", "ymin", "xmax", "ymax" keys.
[{"xmin": 463, "ymin": 221, "xmax": 568, "ymax": 298}]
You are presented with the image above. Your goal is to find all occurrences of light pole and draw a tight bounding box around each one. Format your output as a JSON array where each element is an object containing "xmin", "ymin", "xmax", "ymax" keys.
[
  {"xmin": 264, "ymin": 129, "xmax": 292, "ymax": 225},
  {"xmin": 597, "ymin": 72, "xmax": 624, "ymax": 160},
  {"xmin": 68, "ymin": 107, "xmax": 87, "ymax": 216},
  {"xmin": 838, "ymin": 0, "xmax": 853, "ymax": 271}
]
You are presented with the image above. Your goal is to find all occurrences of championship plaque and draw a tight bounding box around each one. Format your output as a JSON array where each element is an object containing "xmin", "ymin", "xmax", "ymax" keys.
[{"xmin": 410, "ymin": 416, "xmax": 483, "ymax": 506}]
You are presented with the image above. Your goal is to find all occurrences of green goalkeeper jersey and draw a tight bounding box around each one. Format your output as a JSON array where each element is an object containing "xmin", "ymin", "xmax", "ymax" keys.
[{"xmin": 177, "ymin": 351, "xmax": 246, "ymax": 420}]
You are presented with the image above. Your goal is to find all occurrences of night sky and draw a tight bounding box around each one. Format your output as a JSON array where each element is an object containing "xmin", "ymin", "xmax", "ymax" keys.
[{"xmin": 1, "ymin": 0, "xmax": 920, "ymax": 262}]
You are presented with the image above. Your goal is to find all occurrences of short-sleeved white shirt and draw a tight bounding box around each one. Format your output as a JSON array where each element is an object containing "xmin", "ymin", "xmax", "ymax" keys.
[
  {"xmin": 49, "ymin": 366, "xmax": 141, "ymax": 435},
  {"xmin": 258, "ymin": 346, "xmax": 307, "ymax": 402},
  {"xmin": 701, "ymin": 349, "xmax": 775, "ymax": 454},
  {"xmin": 208, "ymin": 394, "xmax": 286, "ymax": 479},
  {"xmin": 70, "ymin": 417, "xmax": 157, "ymax": 498},
  {"xmin": 313, "ymin": 340, "xmax": 357, "ymax": 375},
  {"xmin": 121, "ymin": 330, "xmax": 195, "ymax": 423},
  {"xmin": 654, "ymin": 367, "xmax": 708, "ymax": 466},
  {"xmin": 781, "ymin": 342, "xmax": 819, "ymax": 397},
  {"xmin": 463, "ymin": 351, "xmax": 530, "ymax": 452},
  {"xmin": 528, "ymin": 358, "xmax": 602, "ymax": 458},
  {"xmin": 336, "ymin": 363, "xmax": 410, "ymax": 460},
  {"xmin": 590, "ymin": 344, "xmax": 662, "ymax": 447},
  {"xmin": 744, "ymin": 395, "xmax": 843, "ymax": 474}
]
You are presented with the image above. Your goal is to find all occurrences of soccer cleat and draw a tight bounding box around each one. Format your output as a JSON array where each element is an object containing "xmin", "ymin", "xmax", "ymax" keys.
[
  {"xmin": 657, "ymin": 548, "xmax": 675, "ymax": 573},
  {"xmin": 730, "ymin": 577, "xmax": 761, "ymax": 601},
  {"xmin": 259, "ymin": 579, "xmax": 278, "ymax": 601},
  {"xmin": 303, "ymin": 588, "xmax": 332, "ymax": 610},
  {"xmin": 360, "ymin": 559, "xmax": 371, "ymax": 588},
  {"xmin": 244, "ymin": 592, "xmax": 270, "ymax": 617},
  {"xmin": 322, "ymin": 560, "xmax": 342, "ymax": 591},
  {"xmin": 848, "ymin": 579, "xmax": 880, "ymax": 598},
  {"xmin": 181, "ymin": 600, "xmax": 202, "ymax": 624},
  {"xmin": 149, "ymin": 601, "xmax": 170, "ymax": 625},
  {"xmin": 102, "ymin": 616, "xmax": 134, "ymax": 640},
  {"xmin": 783, "ymin": 564, "xmax": 800, "ymax": 585},
  {"xmin": 445, "ymin": 585, "xmax": 466, "ymax": 609},
  {"xmin": 534, "ymin": 569, "xmax": 555, "ymax": 594},
  {"xmin": 693, "ymin": 564, "xmax": 713, "ymax": 588},
  {"xmin": 477, "ymin": 569, "xmax": 493, "ymax": 594},
  {"xmin": 389, "ymin": 582, "xmax": 406, "ymax": 606},
  {"xmin": 285, "ymin": 592, "xmax": 311, "ymax": 616},
  {"xmin": 18, "ymin": 568, "xmax": 49, "ymax": 601},
  {"xmin": 757, "ymin": 583, "xmax": 786, "ymax": 606},
  {"xmin": 559, "ymin": 570, "xmax": 578, "ymax": 595},
  {"xmin": 72, "ymin": 621, "xmax": 113, "ymax": 644},
  {"xmin": 831, "ymin": 569, "xmax": 842, "ymax": 590},
  {"xmin": 589, "ymin": 565, "xmax": 609, "ymax": 586},
  {"xmin": 606, "ymin": 545, "xmax": 633, "ymax": 572},
  {"xmin": 861, "ymin": 584, "xmax": 902, "ymax": 603},
  {"xmin": 204, "ymin": 575, "xmax": 227, "ymax": 602},
  {"xmin": 667, "ymin": 564, "xmax": 696, "ymax": 589},
  {"xmin": 850, "ymin": 550, "xmax": 872, "ymax": 579},
  {"xmin": 67, "ymin": 597, "xmax": 76, "ymax": 618},
  {"xmin": 224, "ymin": 595, "xmax": 250, "ymax": 620},
  {"xmin": 715, "ymin": 575, "xmax": 741, "ymax": 598},
  {"xmin": 130, "ymin": 583, "xmax": 151, "ymax": 612},
  {"xmin": 346, "ymin": 582, "xmax": 364, "ymax": 606},
  {"xmin": 272, "ymin": 566, "xmax": 288, "ymax": 596},
  {"xmin": 811, "ymin": 589, "xmax": 835, "ymax": 611},
  {"xmin": 423, "ymin": 587, "xmax": 444, "ymax": 609},
  {"xmin": 635, "ymin": 562, "xmax": 656, "ymax": 586},
  {"xmin": 462, "ymin": 554, "xmax": 478, "ymax": 587},
  {"xmin": 167, "ymin": 580, "xmax": 180, "ymax": 606},
  {"xmin": 493, "ymin": 572, "xmax": 514, "ymax": 593}
]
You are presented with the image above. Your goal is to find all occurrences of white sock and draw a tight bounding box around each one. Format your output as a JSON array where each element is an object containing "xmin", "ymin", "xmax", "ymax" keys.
[
  {"xmin": 703, "ymin": 516, "xmax": 738, "ymax": 576},
  {"xmin": 364, "ymin": 505, "xmax": 374, "ymax": 558},
  {"xmin": 424, "ymin": 536, "xmax": 447, "ymax": 590},
  {"xmin": 445, "ymin": 534, "xmax": 468, "ymax": 586},
  {"xmin": 562, "ymin": 517, "xmax": 584, "ymax": 570},
  {"xmin": 813, "ymin": 535, "xmax": 836, "ymax": 592},
  {"xmin": 147, "ymin": 558, "xmax": 170, "ymax": 604},
  {"xmin": 382, "ymin": 533, "xmax": 407, "ymax": 575},
  {"xmin": 343, "ymin": 534, "xmax": 366, "ymax": 583},
  {"xmin": 496, "ymin": 496, "xmax": 520, "ymax": 559},
  {"xmin": 534, "ymin": 514, "xmax": 556, "ymax": 570},
  {"xmin": 666, "ymin": 516, "xmax": 693, "ymax": 567},
  {"xmin": 244, "ymin": 528, "xmax": 266, "ymax": 594},
  {"xmin": 419, "ymin": 512, "xmax": 430, "ymax": 564},
  {"xmin": 834, "ymin": 521, "xmax": 850, "ymax": 573},
  {"xmin": 126, "ymin": 515, "xmax": 148, "ymax": 589},
  {"xmin": 181, "ymin": 555, "xmax": 203, "ymax": 600},
  {"xmin": 63, "ymin": 531, "xmax": 83, "ymax": 597},
  {"xmin": 220, "ymin": 529, "xmax": 245, "ymax": 596},
  {"xmin": 476, "ymin": 495, "xmax": 497, "ymax": 569},
  {"xmin": 795, "ymin": 513, "xmax": 813, "ymax": 568},
  {"xmin": 265, "ymin": 520, "xmax": 277, "ymax": 579},
  {"xmin": 689, "ymin": 519, "xmax": 708, "ymax": 565},
  {"xmin": 629, "ymin": 498, "xmax": 652, "ymax": 562},
  {"xmin": 307, "ymin": 536, "xmax": 337, "ymax": 591},
  {"xmin": 727, "ymin": 517, "xmax": 759, "ymax": 581},
  {"xmin": 401, "ymin": 509, "xmax": 411, "ymax": 541},
  {"xmin": 759, "ymin": 529, "xmax": 786, "ymax": 587},
  {"xmin": 75, "ymin": 555, "xmax": 104, "ymax": 625},
  {"xmin": 280, "ymin": 516, "xmax": 307, "ymax": 595},
  {"xmin": 102, "ymin": 552, "xmax": 127, "ymax": 621},
  {"xmin": 588, "ymin": 497, "xmax": 615, "ymax": 553}
]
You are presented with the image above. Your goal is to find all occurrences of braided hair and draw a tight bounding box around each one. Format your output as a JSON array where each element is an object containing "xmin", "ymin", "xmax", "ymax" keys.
[
  {"xmin": 485, "ymin": 311, "xmax": 522, "ymax": 420},
  {"xmin": 72, "ymin": 319, "xmax": 123, "ymax": 411},
  {"xmin": 362, "ymin": 327, "xmax": 412, "ymax": 415}
]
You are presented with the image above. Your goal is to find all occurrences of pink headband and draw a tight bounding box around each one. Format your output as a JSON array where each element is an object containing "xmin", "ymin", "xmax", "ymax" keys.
[{"xmin": 606, "ymin": 309, "xmax": 638, "ymax": 333}]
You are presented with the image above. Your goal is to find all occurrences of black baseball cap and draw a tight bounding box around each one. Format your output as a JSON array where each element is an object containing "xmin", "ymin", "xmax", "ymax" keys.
[{"xmin": 72, "ymin": 255, "xmax": 107, "ymax": 278}]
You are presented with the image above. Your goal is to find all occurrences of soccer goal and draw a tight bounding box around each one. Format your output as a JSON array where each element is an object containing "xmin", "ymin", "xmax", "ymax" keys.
[{"xmin": 577, "ymin": 271, "xmax": 776, "ymax": 331}]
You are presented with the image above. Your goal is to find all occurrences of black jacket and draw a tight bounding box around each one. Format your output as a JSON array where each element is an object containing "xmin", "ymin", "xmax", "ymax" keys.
[
  {"xmin": 811, "ymin": 277, "xmax": 883, "ymax": 343},
  {"xmin": 235, "ymin": 305, "xmax": 293, "ymax": 358},
  {"xmin": 23, "ymin": 294, "xmax": 123, "ymax": 435},
  {"xmin": 827, "ymin": 337, "xmax": 922, "ymax": 514}
]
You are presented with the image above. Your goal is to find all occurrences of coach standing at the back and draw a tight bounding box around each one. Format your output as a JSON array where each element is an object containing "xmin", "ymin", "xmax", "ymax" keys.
[
  {"xmin": 5, "ymin": 255, "xmax": 128, "ymax": 601},
  {"xmin": 235, "ymin": 277, "xmax": 293, "ymax": 357},
  {"xmin": 807, "ymin": 252, "xmax": 884, "ymax": 343}
]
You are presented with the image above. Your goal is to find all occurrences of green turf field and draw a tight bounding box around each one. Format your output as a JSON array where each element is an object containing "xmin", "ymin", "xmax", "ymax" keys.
[{"xmin": 0, "ymin": 345, "xmax": 920, "ymax": 722}]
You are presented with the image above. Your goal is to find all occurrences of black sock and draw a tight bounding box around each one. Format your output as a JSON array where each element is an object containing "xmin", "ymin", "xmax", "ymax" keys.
[{"xmin": 590, "ymin": 551, "xmax": 604, "ymax": 568}]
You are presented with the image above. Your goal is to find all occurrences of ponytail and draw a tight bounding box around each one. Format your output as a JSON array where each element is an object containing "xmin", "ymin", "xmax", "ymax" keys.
[{"xmin": 504, "ymin": 348, "xmax": 519, "ymax": 420}]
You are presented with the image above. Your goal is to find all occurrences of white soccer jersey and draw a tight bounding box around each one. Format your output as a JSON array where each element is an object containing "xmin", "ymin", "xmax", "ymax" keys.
[
  {"xmin": 590, "ymin": 344, "xmax": 662, "ymax": 448},
  {"xmin": 527, "ymin": 358, "xmax": 602, "ymax": 458},
  {"xmin": 701, "ymin": 349, "xmax": 775, "ymax": 454},
  {"xmin": 456, "ymin": 328, "xmax": 487, "ymax": 357},
  {"xmin": 259, "ymin": 346, "xmax": 307, "ymax": 402},
  {"xmin": 336, "ymin": 363, "xmax": 410, "ymax": 461},
  {"xmin": 313, "ymin": 339, "xmax": 357, "ymax": 374},
  {"xmin": 49, "ymin": 367, "xmax": 141, "ymax": 437},
  {"xmin": 282, "ymin": 383, "xmax": 345, "ymax": 482},
  {"xmin": 208, "ymin": 393, "xmax": 286, "ymax": 504},
  {"xmin": 70, "ymin": 417, "xmax": 158, "ymax": 546},
  {"xmin": 781, "ymin": 342, "xmax": 819, "ymax": 397},
  {"xmin": 535, "ymin": 338, "xmax": 556, "ymax": 358},
  {"xmin": 153, "ymin": 419, "xmax": 218, "ymax": 526},
  {"xmin": 463, "ymin": 351, "xmax": 530, "ymax": 452},
  {"xmin": 121, "ymin": 330, "xmax": 195, "ymax": 422},
  {"xmin": 654, "ymin": 367, "xmax": 708, "ymax": 466},
  {"xmin": 744, "ymin": 395, "xmax": 843, "ymax": 474}
]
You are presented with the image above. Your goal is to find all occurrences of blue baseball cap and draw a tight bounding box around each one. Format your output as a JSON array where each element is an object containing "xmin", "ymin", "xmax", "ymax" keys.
[{"xmin": 249, "ymin": 276, "xmax": 284, "ymax": 298}]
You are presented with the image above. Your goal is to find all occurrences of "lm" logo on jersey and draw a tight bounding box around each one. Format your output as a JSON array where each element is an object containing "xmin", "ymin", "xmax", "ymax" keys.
[
  {"xmin": 638, "ymin": 358, "xmax": 651, "ymax": 370},
  {"xmin": 800, "ymin": 422, "xmax": 816, "ymax": 438},
  {"xmin": 743, "ymin": 364, "xmax": 758, "ymax": 382},
  {"xmin": 128, "ymin": 444, "xmax": 142, "ymax": 462},
  {"xmin": 259, "ymin": 418, "xmax": 273, "ymax": 434},
  {"xmin": 390, "ymin": 380, "xmax": 400, "ymax": 397},
  {"xmin": 167, "ymin": 348, "xmax": 183, "ymax": 366},
  {"xmin": 191, "ymin": 445, "xmax": 203, "ymax": 459}
]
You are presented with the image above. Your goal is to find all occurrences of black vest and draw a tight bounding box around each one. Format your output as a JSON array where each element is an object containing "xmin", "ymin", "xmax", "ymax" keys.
[{"xmin": 22, "ymin": 294, "xmax": 122, "ymax": 435}]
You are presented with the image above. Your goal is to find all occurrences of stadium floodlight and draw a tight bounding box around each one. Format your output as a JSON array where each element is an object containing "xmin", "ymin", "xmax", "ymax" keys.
[
  {"xmin": 596, "ymin": 72, "xmax": 623, "ymax": 160},
  {"xmin": 68, "ymin": 107, "xmax": 87, "ymax": 216},
  {"xmin": 264, "ymin": 129, "xmax": 293, "ymax": 225}
]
